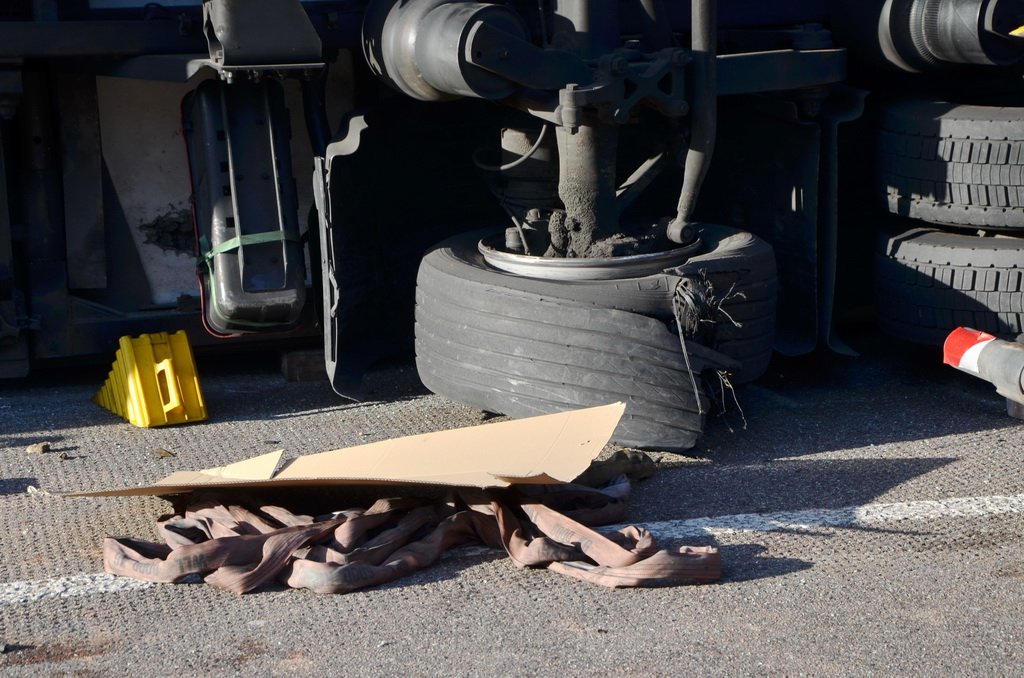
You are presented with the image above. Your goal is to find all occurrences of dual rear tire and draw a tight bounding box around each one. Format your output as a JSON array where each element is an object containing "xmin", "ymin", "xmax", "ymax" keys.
[{"xmin": 877, "ymin": 99, "xmax": 1024, "ymax": 344}]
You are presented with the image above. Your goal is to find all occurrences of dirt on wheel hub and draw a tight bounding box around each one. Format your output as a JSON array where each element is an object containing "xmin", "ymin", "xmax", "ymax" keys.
[
  {"xmin": 480, "ymin": 226, "xmax": 702, "ymax": 281},
  {"xmin": 500, "ymin": 218, "xmax": 701, "ymax": 273}
]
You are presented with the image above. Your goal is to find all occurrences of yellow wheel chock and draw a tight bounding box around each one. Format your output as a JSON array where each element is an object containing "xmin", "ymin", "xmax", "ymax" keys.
[{"xmin": 93, "ymin": 331, "xmax": 207, "ymax": 427}]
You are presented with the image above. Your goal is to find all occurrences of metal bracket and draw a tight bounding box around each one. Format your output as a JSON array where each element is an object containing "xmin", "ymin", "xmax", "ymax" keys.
[
  {"xmin": 466, "ymin": 20, "xmax": 592, "ymax": 91},
  {"xmin": 316, "ymin": 113, "xmax": 370, "ymax": 400},
  {"xmin": 717, "ymin": 48, "xmax": 846, "ymax": 96},
  {"xmin": 196, "ymin": 0, "xmax": 324, "ymax": 80},
  {"xmin": 524, "ymin": 46, "xmax": 846, "ymax": 130},
  {"xmin": 0, "ymin": 311, "xmax": 40, "ymax": 344},
  {"xmin": 553, "ymin": 48, "xmax": 690, "ymax": 130},
  {"xmin": 186, "ymin": 60, "xmax": 325, "ymax": 83}
]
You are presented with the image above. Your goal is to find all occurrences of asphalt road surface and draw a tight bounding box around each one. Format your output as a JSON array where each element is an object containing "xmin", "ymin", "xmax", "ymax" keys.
[{"xmin": 0, "ymin": 331, "xmax": 1021, "ymax": 676}]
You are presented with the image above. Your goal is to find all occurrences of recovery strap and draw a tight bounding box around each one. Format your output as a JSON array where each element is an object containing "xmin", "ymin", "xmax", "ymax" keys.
[{"xmin": 103, "ymin": 481, "xmax": 722, "ymax": 594}]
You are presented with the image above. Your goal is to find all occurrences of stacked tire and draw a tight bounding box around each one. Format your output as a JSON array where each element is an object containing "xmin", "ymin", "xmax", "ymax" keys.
[
  {"xmin": 415, "ymin": 224, "xmax": 777, "ymax": 451},
  {"xmin": 876, "ymin": 100, "xmax": 1024, "ymax": 344}
]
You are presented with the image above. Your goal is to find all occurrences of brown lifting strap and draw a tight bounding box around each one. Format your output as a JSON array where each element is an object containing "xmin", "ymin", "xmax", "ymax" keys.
[{"xmin": 103, "ymin": 481, "xmax": 721, "ymax": 594}]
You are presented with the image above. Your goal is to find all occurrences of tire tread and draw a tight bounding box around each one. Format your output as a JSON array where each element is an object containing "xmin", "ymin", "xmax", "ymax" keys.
[
  {"xmin": 875, "ymin": 228, "xmax": 1024, "ymax": 344},
  {"xmin": 879, "ymin": 100, "xmax": 1024, "ymax": 229}
]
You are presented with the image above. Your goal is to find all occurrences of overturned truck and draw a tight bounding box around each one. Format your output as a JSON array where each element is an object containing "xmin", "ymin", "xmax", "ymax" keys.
[{"xmin": 1, "ymin": 0, "xmax": 1023, "ymax": 448}]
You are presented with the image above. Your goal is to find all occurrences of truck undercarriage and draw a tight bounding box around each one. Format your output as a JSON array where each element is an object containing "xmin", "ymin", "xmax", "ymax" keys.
[{"xmin": 2, "ymin": 0, "xmax": 1022, "ymax": 448}]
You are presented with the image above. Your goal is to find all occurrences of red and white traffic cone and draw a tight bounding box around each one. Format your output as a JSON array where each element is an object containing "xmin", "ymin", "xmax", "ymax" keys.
[{"xmin": 943, "ymin": 327, "xmax": 1024, "ymax": 419}]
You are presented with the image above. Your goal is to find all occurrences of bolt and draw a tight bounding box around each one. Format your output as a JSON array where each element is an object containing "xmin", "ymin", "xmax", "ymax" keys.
[
  {"xmin": 610, "ymin": 56, "xmax": 629, "ymax": 76},
  {"xmin": 666, "ymin": 219, "xmax": 696, "ymax": 244},
  {"xmin": 668, "ymin": 100, "xmax": 689, "ymax": 117},
  {"xmin": 505, "ymin": 227, "xmax": 523, "ymax": 252},
  {"xmin": 672, "ymin": 50, "xmax": 690, "ymax": 67}
]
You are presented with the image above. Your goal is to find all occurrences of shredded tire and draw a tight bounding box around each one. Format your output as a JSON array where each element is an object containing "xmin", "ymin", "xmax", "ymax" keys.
[{"xmin": 414, "ymin": 225, "xmax": 777, "ymax": 451}]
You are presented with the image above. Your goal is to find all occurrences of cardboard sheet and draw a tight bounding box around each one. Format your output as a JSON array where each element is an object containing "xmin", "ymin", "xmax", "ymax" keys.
[{"xmin": 71, "ymin": 402, "xmax": 626, "ymax": 497}]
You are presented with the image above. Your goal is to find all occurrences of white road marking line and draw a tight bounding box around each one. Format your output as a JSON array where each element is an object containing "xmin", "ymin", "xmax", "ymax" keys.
[
  {"xmin": 0, "ymin": 573, "xmax": 153, "ymax": 605},
  {"xmin": 604, "ymin": 493, "xmax": 1024, "ymax": 539},
  {"xmin": 2, "ymin": 493, "xmax": 1022, "ymax": 604}
]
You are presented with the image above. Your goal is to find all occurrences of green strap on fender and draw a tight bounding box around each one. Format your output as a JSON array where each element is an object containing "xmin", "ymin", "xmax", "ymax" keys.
[
  {"xmin": 198, "ymin": 231, "xmax": 300, "ymax": 266},
  {"xmin": 197, "ymin": 230, "xmax": 302, "ymax": 331}
]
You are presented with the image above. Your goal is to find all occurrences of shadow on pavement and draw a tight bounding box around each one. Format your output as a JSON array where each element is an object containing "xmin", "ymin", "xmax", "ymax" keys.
[
  {"xmin": 2, "ymin": 324, "xmax": 1018, "ymax": 446},
  {"xmin": 699, "ymin": 330, "xmax": 1020, "ymax": 461},
  {"xmin": 0, "ymin": 477, "xmax": 40, "ymax": 496},
  {"xmin": 718, "ymin": 544, "xmax": 812, "ymax": 582},
  {"xmin": 632, "ymin": 456, "xmax": 957, "ymax": 522},
  {"xmin": 0, "ymin": 353, "xmax": 431, "ymax": 437}
]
